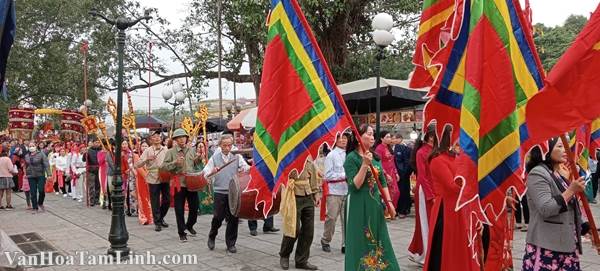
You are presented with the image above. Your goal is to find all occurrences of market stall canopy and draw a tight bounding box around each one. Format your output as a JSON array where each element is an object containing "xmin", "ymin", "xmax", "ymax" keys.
[
  {"xmin": 136, "ymin": 115, "xmax": 166, "ymax": 129},
  {"xmin": 338, "ymin": 77, "xmax": 428, "ymax": 114},
  {"xmin": 240, "ymin": 107, "xmax": 257, "ymax": 129},
  {"xmin": 227, "ymin": 107, "xmax": 257, "ymax": 131}
]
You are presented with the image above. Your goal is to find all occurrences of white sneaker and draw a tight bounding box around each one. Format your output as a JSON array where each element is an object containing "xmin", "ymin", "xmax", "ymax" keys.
[
  {"xmin": 55, "ymin": 192, "xmax": 60, "ymax": 195},
  {"xmin": 63, "ymin": 194, "xmax": 68, "ymax": 198},
  {"xmin": 78, "ymin": 199, "xmax": 83, "ymax": 203}
]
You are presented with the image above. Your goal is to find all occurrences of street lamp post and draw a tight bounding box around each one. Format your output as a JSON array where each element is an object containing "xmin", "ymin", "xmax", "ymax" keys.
[
  {"xmin": 162, "ymin": 84, "xmax": 186, "ymax": 132},
  {"xmin": 89, "ymin": 8, "xmax": 152, "ymax": 258},
  {"xmin": 410, "ymin": 123, "xmax": 419, "ymax": 141},
  {"xmin": 371, "ymin": 13, "xmax": 395, "ymax": 139}
]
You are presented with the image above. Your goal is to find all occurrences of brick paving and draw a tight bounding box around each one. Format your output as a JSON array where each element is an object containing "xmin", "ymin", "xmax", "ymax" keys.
[{"xmin": 1, "ymin": 192, "xmax": 599, "ymax": 270}]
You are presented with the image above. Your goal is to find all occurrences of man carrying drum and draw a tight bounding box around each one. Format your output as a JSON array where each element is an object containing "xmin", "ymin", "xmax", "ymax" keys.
[
  {"xmin": 203, "ymin": 133, "xmax": 251, "ymax": 253},
  {"xmin": 135, "ymin": 130, "xmax": 169, "ymax": 232},
  {"xmin": 161, "ymin": 128, "xmax": 202, "ymax": 242}
]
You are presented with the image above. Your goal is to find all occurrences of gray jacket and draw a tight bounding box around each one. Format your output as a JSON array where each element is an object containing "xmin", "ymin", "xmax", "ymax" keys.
[
  {"xmin": 526, "ymin": 164, "xmax": 582, "ymax": 253},
  {"xmin": 24, "ymin": 151, "xmax": 50, "ymax": 178}
]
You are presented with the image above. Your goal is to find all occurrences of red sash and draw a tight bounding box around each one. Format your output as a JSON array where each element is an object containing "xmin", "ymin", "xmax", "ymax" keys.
[{"xmin": 320, "ymin": 179, "xmax": 346, "ymax": 221}]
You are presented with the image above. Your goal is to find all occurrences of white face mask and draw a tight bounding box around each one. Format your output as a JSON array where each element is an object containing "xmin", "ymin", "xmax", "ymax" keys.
[{"xmin": 29, "ymin": 147, "xmax": 37, "ymax": 152}]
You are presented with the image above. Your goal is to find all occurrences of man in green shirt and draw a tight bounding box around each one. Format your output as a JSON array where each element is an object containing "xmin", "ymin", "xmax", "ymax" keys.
[{"xmin": 161, "ymin": 128, "xmax": 202, "ymax": 242}]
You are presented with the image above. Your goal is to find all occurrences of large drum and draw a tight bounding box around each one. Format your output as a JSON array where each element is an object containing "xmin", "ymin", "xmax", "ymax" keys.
[
  {"xmin": 229, "ymin": 171, "xmax": 281, "ymax": 220},
  {"xmin": 157, "ymin": 169, "xmax": 173, "ymax": 183},
  {"xmin": 185, "ymin": 172, "xmax": 208, "ymax": 191}
]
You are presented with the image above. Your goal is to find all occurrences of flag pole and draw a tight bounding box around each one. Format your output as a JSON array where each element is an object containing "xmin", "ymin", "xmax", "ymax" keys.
[
  {"xmin": 282, "ymin": 0, "xmax": 395, "ymax": 218},
  {"xmin": 560, "ymin": 134, "xmax": 600, "ymax": 254},
  {"xmin": 330, "ymin": 85, "xmax": 395, "ymax": 218}
]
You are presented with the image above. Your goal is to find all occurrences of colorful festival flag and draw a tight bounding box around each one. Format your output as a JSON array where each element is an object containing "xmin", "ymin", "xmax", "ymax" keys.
[
  {"xmin": 568, "ymin": 125, "xmax": 591, "ymax": 172},
  {"xmin": 409, "ymin": 0, "xmax": 456, "ymax": 88},
  {"xmin": 590, "ymin": 118, "xmax": 600, "ymax": 160},
  {"xmin": 0, "ymin": 0, "xmax": 15, "ymax": 89},
  {"xmin": 247, "ymin": 0, "xmax": 351, "ymax": 216},
  {"xmin": 422, "ymin": 0, "xmax": 545, "ymax": 222},
  {"xmin": 526, "ymin": 4, "xmax": 600, "ymax": 142}
]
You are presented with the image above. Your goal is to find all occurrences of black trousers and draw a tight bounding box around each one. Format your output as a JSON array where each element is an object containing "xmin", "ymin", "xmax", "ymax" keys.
[
  {"xmin": 54, "ymin": 176, "xmax": 71, "ymax": 194},
  {"xmin": 248, "ymin": 216, "xmax": 274, "ymax": 231},
  {"xmin": 12, "ymin": 175, "xmax": 19, "ymax": 192},
  {"xmin": 280, "ymin": 195, "xmax": 314, "ymax": 265},
  {"xmin": 87, "ymin": 171, "xmax": 100, "ymax": 205},
  {"xmin": 28, "ymin": 177, "xmax": 46, "ymax": 210},
  {"xmin": 149, "ymin": 183, "xmax": 170, "ymax": 224},
  {"xmin": 397, "ymin": 175, "xmax": 412, "ymax": 215},
  {"xmin": 592, "ymin": 172, "xmax": 599, "ymax": 200},
  {"xmin": 209, "ymin": 193, "xmax": 239, "ymax": 248},
  {"xmin": 174, "ymin": 187, "xmax": 199, "ymax": 235},
  {"xmin": 515, "ymin": 195, "xmax": 530, "ymax": 224},
  {"xmin": 428, "ymin": 202, "xmax": 444, "ymax": 271}
]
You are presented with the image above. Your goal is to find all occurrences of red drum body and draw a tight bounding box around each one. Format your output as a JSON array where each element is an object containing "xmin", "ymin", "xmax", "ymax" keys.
[
  {"xmin": 185, "ymin": 172, "xmax": 208, "ymax": 191},
  {"xmin": 157, "ymin": 169, "xmax": 173, "ymax": 183},
  {"xmin": 229, "ymin": 171, "xmax": 281, "ymax": 220}
]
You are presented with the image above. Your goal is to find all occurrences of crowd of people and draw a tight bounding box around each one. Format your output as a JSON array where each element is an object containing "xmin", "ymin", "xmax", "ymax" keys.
[{"xmin": 1, "ymin": 121, "xmax": 599, "ymax": 271}]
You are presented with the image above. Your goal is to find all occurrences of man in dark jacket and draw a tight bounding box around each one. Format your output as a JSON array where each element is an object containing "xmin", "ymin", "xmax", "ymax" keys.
[
  {"xmin": 84, "ymin": 137, "xmax": 102, "ymax": 206},
  {"xmin": 394, "ymin": 134, "xmax": 413, "ymax": 217}
]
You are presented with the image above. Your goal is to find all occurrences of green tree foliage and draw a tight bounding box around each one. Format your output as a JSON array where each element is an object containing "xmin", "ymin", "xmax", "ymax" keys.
[
  {"xmin": 2, "ymin": 0, "xmax": 423, "ymax": 131},
  {"xmin": 180, "ymin": 0, "xmax": 422, "ymax": 96},
  {"xmin": 534, "ymin": 15, "xmax": 588, "ymax": 71}
]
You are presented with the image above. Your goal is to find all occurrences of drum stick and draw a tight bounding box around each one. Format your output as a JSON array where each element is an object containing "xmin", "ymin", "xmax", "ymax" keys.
[{"xmin": 206, "ymin": 159, "xmax": 237, "ymax": 178}]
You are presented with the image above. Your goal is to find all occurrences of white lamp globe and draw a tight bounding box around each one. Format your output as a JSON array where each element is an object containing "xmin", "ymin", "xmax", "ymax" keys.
[
  {"xmin": 409, "ymin": 130, "xmax": 419, "ymax": 140},
  {"xmin": 84, "ymin": 99, "xmax": 93, "ymax": 107},
  {"xmin": 372, "ymin": 13, "xmax": 394, "ymax": 31},
  {"xmin": 175, "ymin": 91, "xmax": 186, "ymax": 103},
  {"xmin": 173, "ymin": 84, "xmax": 183, "ymax": 93},
  {"xmin": 162, "ymin": 88, "xmax": 173, "ymax": 101},
  {"xmin": 372, "ymin": 30, "xmax": 395, "ymax": 47}
]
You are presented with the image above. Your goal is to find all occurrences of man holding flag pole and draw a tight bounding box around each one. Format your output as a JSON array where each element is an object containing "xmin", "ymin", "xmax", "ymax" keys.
[{"xmin": 246, "ymin": 0, "xmax": 398, "ymax": 270}]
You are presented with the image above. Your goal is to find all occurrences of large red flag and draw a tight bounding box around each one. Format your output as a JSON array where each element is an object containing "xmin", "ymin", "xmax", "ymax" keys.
[{"xmin": 526, "ymin": 4, "xmax": 600, "ymax": 143}]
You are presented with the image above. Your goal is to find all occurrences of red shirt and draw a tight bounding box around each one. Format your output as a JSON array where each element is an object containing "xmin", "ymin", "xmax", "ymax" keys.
[{"xmin": 416, "ymin": 143, "xmax": 434, "ymax": 200}]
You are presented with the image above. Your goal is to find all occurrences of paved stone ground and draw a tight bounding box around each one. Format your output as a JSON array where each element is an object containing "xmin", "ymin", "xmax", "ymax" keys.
[{"xmin": 1, "ymin": 192, "xmax": 600, "ymax": 270}]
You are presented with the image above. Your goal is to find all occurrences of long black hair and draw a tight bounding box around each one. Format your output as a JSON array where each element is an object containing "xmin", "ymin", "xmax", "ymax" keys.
[
  {"xmin": 525, "ymin": 137, "xmax": 559, "ymax": 174},
  {"xmin": 410, "ymin": 123, "xmax": 436, "ymax": 174},
  {"xmin": 347, "ymin": 124, "xmax": 380, "ymax": 161},
  {"xmin": 428, "ymin": 125, "xmax": 453, "ymax": 162},
  {"xmin": 376, "ymin": 130, "xmax": 393, "ymax": 155}
]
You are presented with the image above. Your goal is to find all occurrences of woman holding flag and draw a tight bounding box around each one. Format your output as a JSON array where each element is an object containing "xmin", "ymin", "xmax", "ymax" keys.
[
  {"xmin": 522, "ymin": 138, "xmax": 587, "ymax": 271},
  {"xmin": 343, "ymin": 124, "xmax": 399, "ymax": 271}
]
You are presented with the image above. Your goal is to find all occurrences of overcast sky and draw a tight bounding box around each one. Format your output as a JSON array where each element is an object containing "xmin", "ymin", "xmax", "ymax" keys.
[{"xmin": 107, "ymin": 0, "xmax": 600, "ymax": 112}]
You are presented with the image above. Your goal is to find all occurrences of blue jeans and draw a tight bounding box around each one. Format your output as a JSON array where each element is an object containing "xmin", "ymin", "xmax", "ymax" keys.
[{"xmin": 28, "ymin": 176, "xmax": 46, "ymax": 210}]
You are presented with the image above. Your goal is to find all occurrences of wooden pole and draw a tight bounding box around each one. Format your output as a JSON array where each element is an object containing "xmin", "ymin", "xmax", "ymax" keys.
[{"xmin": 560, "ymin": 134, "xmax": 600, "ymax": 254}]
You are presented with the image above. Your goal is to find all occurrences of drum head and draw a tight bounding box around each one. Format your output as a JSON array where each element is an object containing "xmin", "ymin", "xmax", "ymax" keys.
[{"xmin": 228, "ymin": 175, "xmax": 241, "ymax": 216}]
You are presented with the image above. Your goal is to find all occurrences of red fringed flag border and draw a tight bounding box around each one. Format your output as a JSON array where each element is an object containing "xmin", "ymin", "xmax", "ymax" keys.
[{"xmin": 409, "ymin": 0, "xmax": 457, "ymax": 89}]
